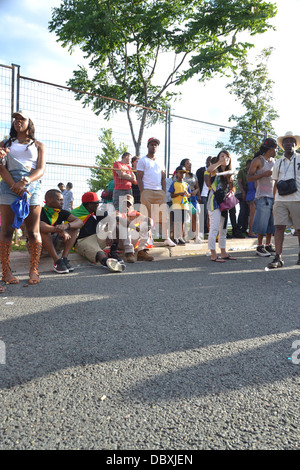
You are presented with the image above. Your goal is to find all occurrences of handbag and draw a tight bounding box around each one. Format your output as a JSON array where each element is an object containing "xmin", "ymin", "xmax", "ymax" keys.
[
  {"xmin": 277, "ymin": 158, "xmax": 298, "ymax": 196},
  {"xmin": 219, "ymin": 190, "xmax": 239, "ymax": 211}
]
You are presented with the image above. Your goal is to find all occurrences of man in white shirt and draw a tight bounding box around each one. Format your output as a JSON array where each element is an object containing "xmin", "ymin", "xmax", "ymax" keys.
[
  {"xmin": 267, "ymin": 131, "xmax": 300, "ymax": 268},
  {"xmin": 136, "ymin": 137, "xmax": 175, "ymax": 247}
]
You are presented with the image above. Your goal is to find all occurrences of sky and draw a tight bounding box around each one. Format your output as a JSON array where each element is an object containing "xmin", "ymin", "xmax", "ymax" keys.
[{"xmin": 0, "ymin": 0, "xmax": 300, "ymax": 138}]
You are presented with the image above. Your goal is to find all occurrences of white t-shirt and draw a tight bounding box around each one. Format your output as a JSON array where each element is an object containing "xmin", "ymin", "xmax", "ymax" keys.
[
  {"xmin": 136, "ymin": 155, "xmax": 163, "ymax": 190},
  {"xmin": 272, "ymin": 153, "xmax": 300, "ymax": 202}
]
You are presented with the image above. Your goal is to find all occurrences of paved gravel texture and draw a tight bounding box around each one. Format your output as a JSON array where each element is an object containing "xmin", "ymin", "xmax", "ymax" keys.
[{"xmin": 0, "ymin": 237, "xmax": 300, "ymax": 450}]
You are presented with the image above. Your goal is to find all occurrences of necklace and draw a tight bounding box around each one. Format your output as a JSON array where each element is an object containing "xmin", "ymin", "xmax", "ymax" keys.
[{"xmin": 17, "ymin": 138, "xmax": 30, "ymax": 144}]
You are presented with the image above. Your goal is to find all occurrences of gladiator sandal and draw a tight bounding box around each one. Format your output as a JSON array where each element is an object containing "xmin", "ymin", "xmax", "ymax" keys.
[
  {"xmin": 0, "ymin": 240, "xmax": 19, "ymax": 285},
  {"xmin": 28, "ymin": 239, "xmax": 42, "ymax": 285}
]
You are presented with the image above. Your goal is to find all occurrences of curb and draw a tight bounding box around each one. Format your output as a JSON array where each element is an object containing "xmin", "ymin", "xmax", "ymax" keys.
[{"xmin": 10, "ymin": 236, "xmax": 260, "ymax": 274}]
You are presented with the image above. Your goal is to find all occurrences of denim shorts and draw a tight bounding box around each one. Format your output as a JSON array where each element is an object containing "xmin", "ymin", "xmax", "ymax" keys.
[
  {"xmin": 251, "ymin": 197, "xmax": 275, "ymax": 235},
  {"xmin": 0, "ymin": 154, "xmax": 43, "ymax": 206}
]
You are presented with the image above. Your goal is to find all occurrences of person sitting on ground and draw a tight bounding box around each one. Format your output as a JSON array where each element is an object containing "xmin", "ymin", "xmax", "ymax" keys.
[
  {"xmin": 168, "ymin": 165, "xmax": 191, "ymax": 245},
  {"xmin": 71, "ymin": 191, "xmax": 125, "ymax": 273},
  {"xmin": 40, "ymin": 189, "xmax": 83, "ymax": 273},
  {"xmin": 97, "ymin": 194, "xmax": 154, "ymax": 263}
]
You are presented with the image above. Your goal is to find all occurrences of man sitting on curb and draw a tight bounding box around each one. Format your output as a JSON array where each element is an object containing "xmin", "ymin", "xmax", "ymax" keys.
[
  {"xmin": 71, "ymin": 191, "xmax": 126, "ymax": 273},
  {"xmin": 97, "ymin": 194, "xmax": 154, "ymax": 263},
  {"xmin": 40, "ymin": 189, "xmax": 83, "ymax": 273}
]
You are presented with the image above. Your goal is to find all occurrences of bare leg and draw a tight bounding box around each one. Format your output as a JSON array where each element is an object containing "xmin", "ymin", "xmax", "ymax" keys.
[
  {"xmin": 24, "ymin": 205, "xmax": 42, "ymax": 284},
  {"xmin": 0, "ymin": 205, "xmax": 19, "ymax": 284},
  {"xmin": 274, "ymin": 225, "xmax": 286, "ymax": 256}
]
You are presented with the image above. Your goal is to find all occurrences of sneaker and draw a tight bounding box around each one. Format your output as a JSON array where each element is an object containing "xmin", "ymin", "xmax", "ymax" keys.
[
  {"xmin": 53, "ymin": 258, "xmax": 69, "ymax": 273},
  {"xmin": 108, "ymin": 250, "xmax": 122, "ymax": 261},
  {"xmin": 177, "ymin": 238, "xmax": 186, "ymax": 245},
  {"xmin": 106, "ymin": 258, "xmax": 126, "ymax": 272},
  {"xmin": 137, "ymin": 249, "xmax": 154, "ymax": 261},
  {"xmin": 125, "ymin": 253, "xmax": 136, "ymax": 263},
  {"xmin": 256, "ymin": 245, "xmax": 271, "ymax": 257},
  {"xmin": 62, "ymin": 257, "xmax": 74, "ymax": 272},
  {"xmin": 164, "ymin": 237, "xmax": 176, "ymax": 247},
  {"xmin": 267, "ymin": 255, "xmax": 284, "ymax": 269},
  {"xmin": 265, "ymin": 244, "xmax": 276, "ymax": 254}
]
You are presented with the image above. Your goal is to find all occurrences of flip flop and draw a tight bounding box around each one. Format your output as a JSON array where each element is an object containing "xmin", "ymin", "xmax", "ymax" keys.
[
  {"xmin": 211, "ymin": 257, "xmax": 225, "ymax": 263},
  {"xmin": 221, "ymin": 256, "xmax": 236, "ymax": 260}
]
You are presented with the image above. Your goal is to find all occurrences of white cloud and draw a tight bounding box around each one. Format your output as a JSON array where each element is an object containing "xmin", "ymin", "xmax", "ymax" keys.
[{"xmin": 1, "ymin": 0, "xmax": 300, "ymax": 136}]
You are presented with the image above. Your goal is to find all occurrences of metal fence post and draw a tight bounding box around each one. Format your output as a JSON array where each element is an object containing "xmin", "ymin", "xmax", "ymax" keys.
[{"xmin": 11, "ymin": 63, "xmax": 20, "ymax": 118}]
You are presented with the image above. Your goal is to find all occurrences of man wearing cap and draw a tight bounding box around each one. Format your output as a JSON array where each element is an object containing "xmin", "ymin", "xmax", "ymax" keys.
[
  {"xmin": 247, "ymin": 137, "xmax": 277, "ymax": 257},
  {"xmin": 97, "ymin": 193, "xmax": 154, "ymax": 262},
  {"xmin": 136, "ymin": 137, "xmax": 175, "ymax": 247},
  {"xmin": 267, "ymin": 132, "xmax": 300, "ymax": 268},
  {"xmin": 71, "ymin": 192, "xmax": 126, "ymax": 273},
  {"xmin": 40, "ymin": 189, "xmax": 83, "ymax": 273}
]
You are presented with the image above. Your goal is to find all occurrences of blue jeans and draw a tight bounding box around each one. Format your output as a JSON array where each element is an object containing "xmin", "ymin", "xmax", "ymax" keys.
[{"xmin": 252, "ymin": 197, "xmax": 275, "ymax": 235}]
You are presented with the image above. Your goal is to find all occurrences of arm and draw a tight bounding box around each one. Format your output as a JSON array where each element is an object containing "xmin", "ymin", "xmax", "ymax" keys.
[
  {"xmin": 115, "ymin": 164, "xmax": 136, "ymax": 183},
  {"xmin": 237, "ymin": 178, "xmax": 246, "ymax": 200},
  {"xmin": 136, "ymin": 170, "xmax": 144, "ymax": 193},
  {"xmin": 66, "ymin": 214, "xmax": 83, "ymax": 229},
  {"xmin": 192, "ymin": 181, "xmax": 199, "ymax": 197},
  {"xmin": 161, "ymin": 171, "xmax": 166, "ymax": 192},
  {"xmin": 248, "ymin": 157, "xmax": 272, "ymax": 182},
  {"xmin": 55, "ymin": 214, "xmax": 83, "ymax": 233},
  {"xmin": 273, "ymin": 180, "xmax": 278, "ymax": 198},
  {"xmin": 227, "ymin": 175, "xmax": 234, "ymax": 191},
  {"xmin": 40, "ymin": 220, "xmax": 57, "ymax": 234},
  {"xmin": 10, "ymin": 141, "xmax": 46, "ymax": 197}
]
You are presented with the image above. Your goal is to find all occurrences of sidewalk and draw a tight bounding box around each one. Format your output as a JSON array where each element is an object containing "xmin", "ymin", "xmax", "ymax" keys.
[
  {"xmin": 10, "ymin": 234, "xmax": 298, "ymax": 275},
  {"xmin": 10, "ymin": 236, "xmax": 260, "ymax": 274}
]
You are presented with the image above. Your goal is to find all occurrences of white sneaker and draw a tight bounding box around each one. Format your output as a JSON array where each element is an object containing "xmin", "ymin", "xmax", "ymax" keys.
[
  {"xmin": 106, "ymin": 258, "xmax": 126, "ymax": 272},
  {"xmin": 194, "ymin": 237, "xmax": 203, "ymax": 244},
  {"xmin": 164, "ymin": 237, "xmax": 176, "ymax": 247}
]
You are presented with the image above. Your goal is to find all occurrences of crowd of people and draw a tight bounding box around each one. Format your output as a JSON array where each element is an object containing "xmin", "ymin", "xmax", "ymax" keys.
[{"xmin": 0, "ymin": 111, "xmax": 300, "ymax": 291}]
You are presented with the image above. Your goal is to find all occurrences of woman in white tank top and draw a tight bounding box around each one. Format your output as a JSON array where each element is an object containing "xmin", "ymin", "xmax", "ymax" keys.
[{"xmin": 0, "ymin": 111, "xmax": 46, "ymax": 287}]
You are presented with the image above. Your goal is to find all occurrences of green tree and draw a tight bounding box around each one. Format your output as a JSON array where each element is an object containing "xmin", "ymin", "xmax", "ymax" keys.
[
  {"xmin": 216, "ymin": 47, "xmax": 279, "ymax": 167},
  {"xmin": 88, "ymin": 128, "xmax": 127, "ymax": 192},
  {"xmin": 49, "ymin": 0, "xmax": 277, "ymax": 156}
]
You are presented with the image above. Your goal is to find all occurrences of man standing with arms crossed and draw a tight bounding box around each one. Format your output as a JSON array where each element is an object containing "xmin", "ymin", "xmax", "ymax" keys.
[
  {"xmin": 267, "ymin": 131, "xmax": 300, "ymax": 268},
  {"xmin": 136, "ymin": 137, "xmax": 175, "ymax": 247}
]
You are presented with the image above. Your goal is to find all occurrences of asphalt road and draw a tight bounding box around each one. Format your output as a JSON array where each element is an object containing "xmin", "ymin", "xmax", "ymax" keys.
[{"xmin": 0, "ymin": 238, "xmax": 300, "ymax": 451}]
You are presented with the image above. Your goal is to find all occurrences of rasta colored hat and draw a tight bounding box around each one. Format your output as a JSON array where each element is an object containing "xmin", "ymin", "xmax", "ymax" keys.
[
  {"xmin": 175, "ymin": 165, "xmax": 187, "ymax": 173},
  {"xmin": 125, "ymin": 194, "xmax": 134, "ymax": 205},
  {"xmin": 277, "ymin": 131, "xmax": 300, "ymax": 150},
  {"xmin": 82, "ymin": 192, "xmax": 101, "ymax": 203},
  {"xmin": 262, "ymin": 138, "xmax": 277, "ymax": 149},
  {"xmin": 147, "ymin": 137, "xmax": 160, "ymax": 145}
]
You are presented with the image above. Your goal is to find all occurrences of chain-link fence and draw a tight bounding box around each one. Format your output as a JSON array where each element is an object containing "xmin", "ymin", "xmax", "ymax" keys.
[{"xmin": 1, "ymin": 63, "xmax": 269, "ymax": 208}]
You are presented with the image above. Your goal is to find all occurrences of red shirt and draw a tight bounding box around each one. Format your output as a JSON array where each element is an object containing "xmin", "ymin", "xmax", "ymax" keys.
[{"xmin": 113, "ymin": 162, "xmax": 134, "ymax": 190}]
